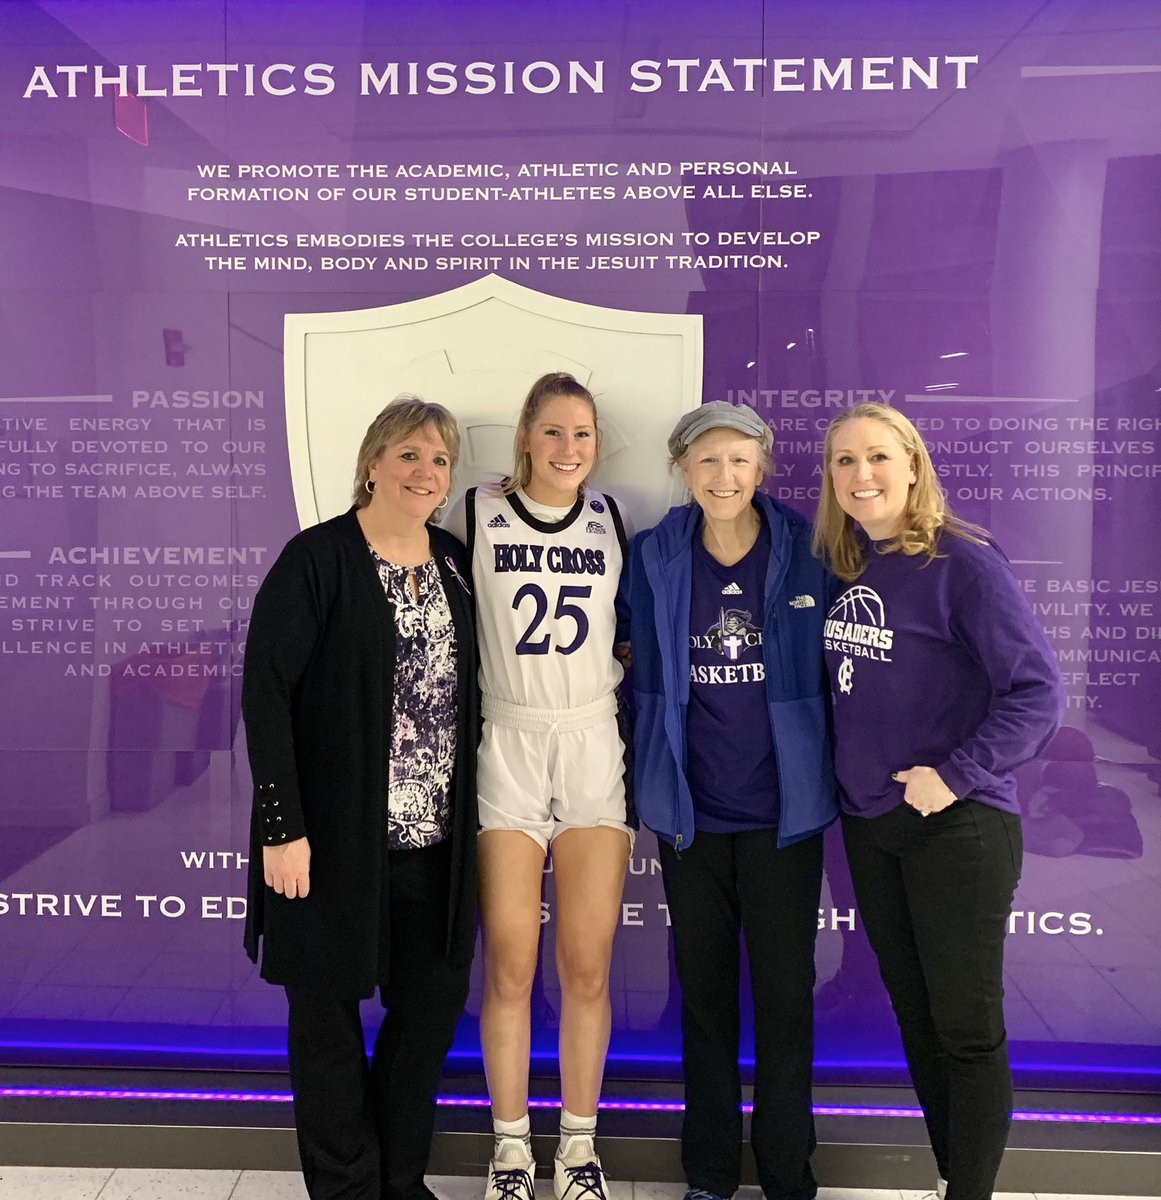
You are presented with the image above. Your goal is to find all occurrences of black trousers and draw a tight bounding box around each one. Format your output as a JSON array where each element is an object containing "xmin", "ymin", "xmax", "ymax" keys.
[
  {"xmin": 842, "ymin": 801, "xmax": 1022, "ymax": 1200},
  {"xmin": 285, "ymin": 841, "xmax": 471, "ymax": 1200},
  {"xmin": 659, "ymin": 829, "xmax": 823, "ymax": 1200}
]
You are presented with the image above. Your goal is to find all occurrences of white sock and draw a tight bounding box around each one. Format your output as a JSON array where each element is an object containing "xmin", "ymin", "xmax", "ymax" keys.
[
  {"xmin": 558, "ymin": 1108, "xmax": 597, "ymax": 1158},
  {"xmin": 492, "ymin": 1113, "xmax": 532, "ymax": 1164}
]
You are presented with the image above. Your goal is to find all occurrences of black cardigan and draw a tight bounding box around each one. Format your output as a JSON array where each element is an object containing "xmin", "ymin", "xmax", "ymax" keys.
[{"xmin": 241, "ymin": 507, "xmax": 479, "ymax": 995}]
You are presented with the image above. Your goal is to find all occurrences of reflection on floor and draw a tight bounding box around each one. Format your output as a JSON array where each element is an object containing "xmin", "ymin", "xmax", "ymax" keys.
[{"xmin": 0, "ymin": 1172, "xmax": 1156, "ymax": 1200}]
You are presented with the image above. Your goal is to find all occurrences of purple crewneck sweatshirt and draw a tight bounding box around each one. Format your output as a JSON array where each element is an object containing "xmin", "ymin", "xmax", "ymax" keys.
[{"xmin": 824, "ymin": 532, "xmax": 1064, "ymax": 819}]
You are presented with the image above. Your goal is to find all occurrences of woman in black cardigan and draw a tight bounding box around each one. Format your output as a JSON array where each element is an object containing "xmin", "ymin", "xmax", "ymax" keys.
[{"xmin": 242, "ymin": 396, "xmax": 479, "ymax": 1200}]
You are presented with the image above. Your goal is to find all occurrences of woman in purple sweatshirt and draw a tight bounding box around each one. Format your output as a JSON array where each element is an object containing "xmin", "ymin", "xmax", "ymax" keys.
[{"xmin": 813, "ymin": 403, "xmax": 1064, "ymax": 1200}]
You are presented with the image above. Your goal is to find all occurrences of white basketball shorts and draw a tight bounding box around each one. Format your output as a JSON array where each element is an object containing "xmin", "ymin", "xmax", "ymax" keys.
[{"xmin": 477, "ymin": 692, "xmax": 632, "ymax": 851}]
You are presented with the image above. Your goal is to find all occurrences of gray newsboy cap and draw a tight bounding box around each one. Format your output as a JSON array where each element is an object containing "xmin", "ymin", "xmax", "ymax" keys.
[{"xmin": 667, "ymin": 401, "xmax": 773, "ymax": 459}]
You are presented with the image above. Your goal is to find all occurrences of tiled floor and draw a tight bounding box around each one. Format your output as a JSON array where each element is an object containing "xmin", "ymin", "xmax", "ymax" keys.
[{"xmin": 0, "ymin": 1173, "xmax": 1154, "ymax": 1200}]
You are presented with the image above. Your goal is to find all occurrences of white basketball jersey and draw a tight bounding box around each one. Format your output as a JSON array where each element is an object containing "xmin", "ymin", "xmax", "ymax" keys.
[{"xmin": 468, "ymin": 485, "xmax": 627, "ymax": 711}]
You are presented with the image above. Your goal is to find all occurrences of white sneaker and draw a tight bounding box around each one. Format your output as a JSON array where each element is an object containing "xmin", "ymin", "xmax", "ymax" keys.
[
  {"xmin": 485, "ymin": 1138, "xmax": 535, "ymax": 1200},
  {"xmin": 553, "ymin": 1134, "xmax": 608, "ymax": 1200}
]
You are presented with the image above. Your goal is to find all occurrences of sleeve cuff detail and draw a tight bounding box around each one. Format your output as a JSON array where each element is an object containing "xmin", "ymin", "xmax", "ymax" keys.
[{"xmin": 255, "ymin": 781, "xmax": 306, "ymax": 844}]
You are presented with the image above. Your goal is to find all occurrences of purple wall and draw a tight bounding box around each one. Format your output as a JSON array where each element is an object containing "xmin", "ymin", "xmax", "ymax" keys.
[{"xmin": 1, "ymin": 0, "xmax": 1159, "ymax": 1089}]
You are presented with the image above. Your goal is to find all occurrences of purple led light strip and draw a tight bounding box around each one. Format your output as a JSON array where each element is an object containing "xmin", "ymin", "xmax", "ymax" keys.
[
  {"xmin": 1, "ymin": 1087, "xmax": 1158, "ymax": 1124},
  {"xmin": 1, "ymin": 1042, "xmax": 1157, "ymax": 1078}
]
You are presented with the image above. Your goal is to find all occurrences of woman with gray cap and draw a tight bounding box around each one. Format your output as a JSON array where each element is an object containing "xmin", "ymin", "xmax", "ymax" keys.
[{"xmin": 622, "ymin": 401, "xmax": 838, "ymax": 1200}]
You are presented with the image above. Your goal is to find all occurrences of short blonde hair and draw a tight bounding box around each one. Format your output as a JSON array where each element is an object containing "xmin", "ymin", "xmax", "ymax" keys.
[
  {"xmin": 502, "ymin": 372, "xmax": 600, "ymax": 495},
  {"xmin": 352, "ymin": 395, "xmax": 461, "ymax": 508},
  {"xmin": 812, "ymin": 402, "xmax": 986, "ymax": 581}
]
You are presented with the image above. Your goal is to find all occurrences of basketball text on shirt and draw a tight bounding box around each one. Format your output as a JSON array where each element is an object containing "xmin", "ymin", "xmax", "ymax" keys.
[{"xmin": 824, "ymin": 584, "xmax": 894, "ymax": 662}]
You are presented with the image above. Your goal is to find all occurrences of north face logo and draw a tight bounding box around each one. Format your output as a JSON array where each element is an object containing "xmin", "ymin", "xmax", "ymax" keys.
[{"xmin": 487, "ymin": 513, "xmax": 509, "ymax": 528}]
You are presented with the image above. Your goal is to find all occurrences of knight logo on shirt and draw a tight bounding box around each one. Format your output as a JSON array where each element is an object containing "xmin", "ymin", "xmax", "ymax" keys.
[
  {"xmin": 824, "ymin": 585, "xmax": 894, "ymax": 665},
  {"xmin": 707, "ymin": 607, "xmax": 762, "ymax": 661}
]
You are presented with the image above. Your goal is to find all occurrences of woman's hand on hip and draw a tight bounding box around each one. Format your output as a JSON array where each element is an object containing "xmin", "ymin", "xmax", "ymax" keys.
[
  {"xmin": 893, "ymin": 766, "xmax": 957, "ymax": 818},
  {"xmin": 263, "ymin": 837, "xmax": 311, "ymax": 898}
]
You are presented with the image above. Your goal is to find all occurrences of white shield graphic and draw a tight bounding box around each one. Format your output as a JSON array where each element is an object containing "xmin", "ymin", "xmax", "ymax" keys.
[{"xmin": 283, "ymin": 274, "xmax": 702, "ymax": 531}]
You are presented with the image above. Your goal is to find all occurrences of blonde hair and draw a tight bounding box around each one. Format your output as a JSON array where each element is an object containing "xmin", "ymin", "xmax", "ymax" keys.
[
  {"xmin": 352, "ymin": 394, "xmax": 461, "ymax": 509},
  {"xmin": 812, "ymin": 402, "xmax": 987, "ymax": 581},
  {"xmin": 502, "ymin": 372, "xmax": 599, "ymax": 495}
]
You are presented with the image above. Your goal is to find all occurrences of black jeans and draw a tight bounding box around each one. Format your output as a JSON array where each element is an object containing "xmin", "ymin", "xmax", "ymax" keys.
[
  {"xmin": 659, "ymin": 829, "xmax": 823, "ymax": 1200},
  {"xmin": 842, "ymin": 801, "xmax": 1022, "ymax": 1200},
  {"xmin": 285, "ymin": 840, "xmax": 471, "ymax": 1200}
]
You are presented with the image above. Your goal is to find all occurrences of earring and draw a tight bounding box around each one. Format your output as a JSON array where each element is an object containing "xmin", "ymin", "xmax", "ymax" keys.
[
  {"xmin": 364, "ymin": 479, "xmax": 375, "ymax": 495},
  {"xmin": 436, "ymin": 495, "xmax": 449, "ymax": 510}
]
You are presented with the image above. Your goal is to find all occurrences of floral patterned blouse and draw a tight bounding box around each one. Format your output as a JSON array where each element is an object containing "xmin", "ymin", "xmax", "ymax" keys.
[{"xmin": 369, "ymin": 548, "xmax": 458, "ymax": 850}]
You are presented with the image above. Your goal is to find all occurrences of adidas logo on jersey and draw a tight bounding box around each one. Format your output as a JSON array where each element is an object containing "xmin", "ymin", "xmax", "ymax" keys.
[
  {"xmin": 790, "ymin": 594, "xmax": 816, "ymax": 609},
  {"xmin": 486, "ymin": 513, "xmax": 510, "ymax": 528},
  {"xmin": 721, "ymin": 582, "xmax": 742, "ymax": 595},
  {"xmin": 586, "ymin": 520, "xmax": 606, "ymax": 535}
]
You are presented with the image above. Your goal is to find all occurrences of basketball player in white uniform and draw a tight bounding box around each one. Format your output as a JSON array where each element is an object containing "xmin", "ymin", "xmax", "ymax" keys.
[{"xmin": 444, "ymin": 373, "xmax": 632, "ymax": 1200}]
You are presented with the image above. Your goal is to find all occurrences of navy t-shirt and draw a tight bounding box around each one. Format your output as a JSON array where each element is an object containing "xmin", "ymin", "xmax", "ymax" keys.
[{"xmin": 686, "ymin": 517, "xmax": 781, "ymax": 831}]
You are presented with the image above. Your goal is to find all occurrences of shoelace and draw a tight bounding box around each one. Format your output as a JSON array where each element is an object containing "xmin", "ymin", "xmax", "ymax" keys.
[
  {"xmin": 490, "ymin": 1166, "xmax": 535, "ymax": 1200},
  {"xmin": 559, "ymin": 1161, "xmax": 607, "ymax": 1200}
]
